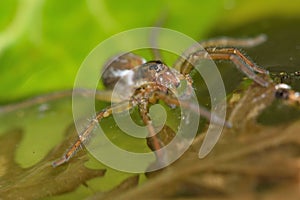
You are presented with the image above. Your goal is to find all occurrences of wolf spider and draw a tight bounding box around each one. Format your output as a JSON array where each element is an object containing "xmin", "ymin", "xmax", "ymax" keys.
[{"xmin": 52, "ymin": 34, "xmax": 298, "ymax": 167}]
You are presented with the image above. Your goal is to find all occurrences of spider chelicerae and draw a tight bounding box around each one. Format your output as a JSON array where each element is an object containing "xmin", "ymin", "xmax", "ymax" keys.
[{"xmin": 52, "ymin": 34, "xmax": 300, "ymax": 167}]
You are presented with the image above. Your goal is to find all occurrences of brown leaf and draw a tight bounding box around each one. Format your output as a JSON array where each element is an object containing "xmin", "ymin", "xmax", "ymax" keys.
[{"xmin": 0, "ymin": 125, "xmax": 106, "ymax": 200}]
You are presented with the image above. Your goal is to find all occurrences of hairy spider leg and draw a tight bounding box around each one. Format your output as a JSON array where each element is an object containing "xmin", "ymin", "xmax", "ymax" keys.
[
  {"xmin": 206, "ymin": 47, "xmax": 269, "ymax": 74},
  {"xmin": 0, "ymin": 89, "xmax": 115, "ymax": 114},
  {"xmin": 174, "ymin": 34, "xmax": 267, "ymax": 71},
  {"xmin": 200, "ymin": 34, "xmax": 267, "ymax": 49},
  {"xmin": 138, "ymin": 101, "xmax": 169, "ymax": 164},
  {"xmin": 149, "ymin": 13, "xmax": 168, "ymax": 61},
  {"xmin": 152, "ymin": 91, "xmax": 232, "ymax": 128},
  {"xmin": 179, "ymin": 48, "xmax": 269, "ymax": 87},
  {"xmin": 52, "ymin": 100, "xmax": 133, "ymax": 167}
]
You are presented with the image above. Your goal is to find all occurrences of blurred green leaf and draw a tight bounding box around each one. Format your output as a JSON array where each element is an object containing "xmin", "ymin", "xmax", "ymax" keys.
[
  {"xmin": 1, "ymin": 0, "xmax": 300, "ymax": 102},
  {"xmin": 1, "ymin": 1, "xmax": 300, "ymax": 199},
  {"xmin": 0, "ymin": 0, "xmax": 223, "ymax": 102}
]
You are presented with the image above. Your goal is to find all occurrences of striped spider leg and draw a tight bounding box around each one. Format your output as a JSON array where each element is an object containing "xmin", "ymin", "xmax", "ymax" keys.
[
  {"xmin": 52, "ymin": 100, "xmax": 132, "ymax": 167},
  {"xmin": 174, "ymin": 34, "xmax": 270, "ymax": 87}
]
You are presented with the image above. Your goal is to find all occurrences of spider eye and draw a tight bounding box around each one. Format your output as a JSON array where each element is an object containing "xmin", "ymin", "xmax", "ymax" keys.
[
  {"xmin": 149, "ymin": 65, "xmax": 158, "ymax": 71},
  {"xmin": 149, "ymin": 64, "xmax": 162, "ymax": 73}
]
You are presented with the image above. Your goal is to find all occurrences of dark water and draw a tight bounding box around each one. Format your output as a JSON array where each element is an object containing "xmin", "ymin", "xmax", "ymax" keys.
[{"xmin": 207, "ymin": 17, "xmax": 300, "ymax": 125}]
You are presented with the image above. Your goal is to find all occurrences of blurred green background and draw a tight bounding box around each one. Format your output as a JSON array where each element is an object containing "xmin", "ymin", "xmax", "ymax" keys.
[
  {"xmin": 1, "ymin": 0, "xmax": 300, "ymax": 199},
  {"xmin": 1, "ymin": 0, "xmax": 300, "ymax": 103}
]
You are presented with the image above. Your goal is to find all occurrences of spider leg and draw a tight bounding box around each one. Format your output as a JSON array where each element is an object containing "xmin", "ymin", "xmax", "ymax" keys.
[
  {"xmin": 149, "ymin": 25, "xmax": 163, "ymax": 61},
  {"xmin": 0, "ymin": 89, "xmax": 116, "ymax": 114},
  {"xmin": 52, "ymin": 100, "xmax": 132, "ymax": 167},
  {"xmin": 199, "ymin": 34, "xmax": 267, "ymax": 48},
  {"xmin": 138, "ymin": 102, "xmax": 167, "ymax": 164},
  {"xmin": 153, "ymin": 91, "xmax": 232, "ymax": 128},
  {"xmin": 174, "ymin": 34, "xmax": 267, "ymax": 71},
  {"xmin": 149, "ymin": 13, "xmax": 167, "ymax": 61},
  {"xmin": 180, "ymin": 47, "xmax": 269, "ymax": 87},
  {"xmin": 206, "ymin": 47, "xmax": 269, "ymax": 74}
]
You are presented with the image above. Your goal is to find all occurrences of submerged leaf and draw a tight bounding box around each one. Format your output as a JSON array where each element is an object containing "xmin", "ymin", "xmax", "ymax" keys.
[
  {"xmin": 0, "ymin": 126, "xmax": 106, "ymax": 199},
  {"xmin": 87, "ymin": 175, "xmax": 139, "ymax": 200}
]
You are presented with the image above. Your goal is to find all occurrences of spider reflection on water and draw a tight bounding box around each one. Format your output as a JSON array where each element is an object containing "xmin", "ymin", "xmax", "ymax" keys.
[{"xmin": 52, "ymin": 35, "xmax": 299, "ymax": 167}]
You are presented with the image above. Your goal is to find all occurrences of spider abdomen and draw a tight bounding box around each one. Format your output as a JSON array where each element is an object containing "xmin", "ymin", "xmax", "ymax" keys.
[{"xmin": 101, "ymin": 53, "xmax": 146, "ymax": 89}]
